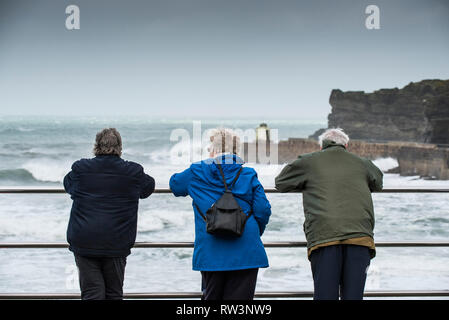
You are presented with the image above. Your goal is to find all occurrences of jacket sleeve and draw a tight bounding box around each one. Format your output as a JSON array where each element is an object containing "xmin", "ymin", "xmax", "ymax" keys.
[
  {"xmin": 365, "ymin": 160, "xmax": 383, "ymax": 192},
  {"xmin": 169, "ymin": 167, "xmax": 193, "ymax": 197},
  {"xmin": 251, "ymin": 172, "xmax": 272, "ymax": 236},
  {"xmin": 63, "ymin": 161, "xmax": 79, "ymax": 195},
  {"xmin": 275, "ymin": 157, "xmax": 307, "ymax": 192},
  {"xmin": 63, "ymin": 171, "xmax": 76, "ymax": 195},
  {"xmin": 139, "ymin": 168, "xmax": 155, "ymax": 199}
]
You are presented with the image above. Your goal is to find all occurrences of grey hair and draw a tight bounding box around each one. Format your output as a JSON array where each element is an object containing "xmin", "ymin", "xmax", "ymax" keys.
[
  {"xmin": 93, "ymin": 128, "xmax": 122, "ymax": 156},
  {"xmin": 318, "ymin": 128, "xmax": 349, "ymax": 147},
  {"xmin": 209, "ymin": 128, "xmax": 241, "ymax": 156}
]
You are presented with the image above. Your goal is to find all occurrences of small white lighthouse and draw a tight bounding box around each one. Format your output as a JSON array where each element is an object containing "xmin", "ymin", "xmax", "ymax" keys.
[{"xmin": 256, "ymin": 123, "xmax": 270, "ymax": 142}]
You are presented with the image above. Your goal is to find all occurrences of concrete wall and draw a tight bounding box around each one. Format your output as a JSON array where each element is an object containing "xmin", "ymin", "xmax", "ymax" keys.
[{"xmin": 244, "ymin": 138, "xmax": 449, "ymax": 180}]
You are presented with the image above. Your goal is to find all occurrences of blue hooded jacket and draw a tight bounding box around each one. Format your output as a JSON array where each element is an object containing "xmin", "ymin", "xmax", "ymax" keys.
[{"xmin": 169, "ymin": 154, "xmax": 271, "ymax": 271}]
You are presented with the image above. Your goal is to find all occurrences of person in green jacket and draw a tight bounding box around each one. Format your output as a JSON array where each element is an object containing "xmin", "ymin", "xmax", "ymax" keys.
[{"xmin": 275, "ymin": 128, "xmax": 383, "ymax": 300}]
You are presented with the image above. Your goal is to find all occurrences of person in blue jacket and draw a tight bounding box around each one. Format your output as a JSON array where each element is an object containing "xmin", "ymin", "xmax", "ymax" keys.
[
  {"xmin": 170, "ymin": 128, "xmax": 272, "ymax": 300},
  {"xmin": 64, "ymin": 128, "xmax": 155, "ymax": 300}
]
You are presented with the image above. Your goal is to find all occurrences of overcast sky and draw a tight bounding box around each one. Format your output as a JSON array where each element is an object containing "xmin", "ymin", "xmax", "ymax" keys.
[{"xmin": 0, "ymin": 0, "xmax": 448, "ymax": 119}]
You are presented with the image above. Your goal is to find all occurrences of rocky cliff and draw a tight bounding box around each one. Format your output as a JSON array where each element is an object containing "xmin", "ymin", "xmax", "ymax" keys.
[{"xmin": 310, "ymin": 79, "xmax": 449, "ymax": 144}]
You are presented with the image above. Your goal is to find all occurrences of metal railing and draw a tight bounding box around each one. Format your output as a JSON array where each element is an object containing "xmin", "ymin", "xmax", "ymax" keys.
[
  {"xmin": 1, "ymin": 187, "xmax": 449, "ymax": 299},
  {"xmin": 1, "ymin": 290, "xmax": 449, "ymax": 299},
  {"xmin": 1, "ymin": 187, "xmax": 449, "ymax": 194},
  {"xmin": 1, "ymin": 240, "xmax": 449, "ymax": 249}
]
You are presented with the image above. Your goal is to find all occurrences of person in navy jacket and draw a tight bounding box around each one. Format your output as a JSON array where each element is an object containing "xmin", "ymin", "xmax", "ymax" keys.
[
  {"xmin": 64, "ymin": 128, "xmax": 155, "ymax": 300},
  {"xmin": 170, "ymin": 128, "xmax": 272, "ymax": 300}
]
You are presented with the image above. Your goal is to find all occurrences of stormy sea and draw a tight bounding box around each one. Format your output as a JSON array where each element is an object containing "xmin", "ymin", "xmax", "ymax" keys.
[{"xmin": 0, "ymin": 116, "xmax": 448, "ymax": 298}]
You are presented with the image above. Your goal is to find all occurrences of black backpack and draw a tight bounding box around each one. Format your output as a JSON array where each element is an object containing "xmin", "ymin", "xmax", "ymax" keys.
[{"xmin": 194, "ymin": 163, "xmax": 252, "ymax": 237}]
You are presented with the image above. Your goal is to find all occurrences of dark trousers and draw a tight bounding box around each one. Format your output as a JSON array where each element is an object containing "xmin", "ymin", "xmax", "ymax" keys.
[
  {"xmin": 74, "ymin": 254, "xmax": 127, "ymax": 300},
  {"xmin": 201, "ymin": 268, "xmax": 259, "ymax": 300},
  {"xmin": 310, "ymin": 244, "xmax": 371, "ymax": 300}
]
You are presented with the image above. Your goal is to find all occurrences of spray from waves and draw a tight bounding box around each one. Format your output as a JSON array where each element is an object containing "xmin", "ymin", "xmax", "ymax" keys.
[
  {"xmin": 372, "ymin": 157, "xmax": 399, "ymax": 172},
  {"xmin": 247, "ymin": 162, "xmax": 286, "ymax": 187},
  {"xmin": 122, "ymin": 139, "xmax": 204, "ymax": 165},
  {"xmin": 122, "ymin": 147, "xmax": 171, "ymax": 163},
  {"xmin": 166, "ymin": 139, "xmax": 208, "ymax": 165},
  {"xmin": 147, "ymin": 147, "xmax": 172, "ymax": 164}
]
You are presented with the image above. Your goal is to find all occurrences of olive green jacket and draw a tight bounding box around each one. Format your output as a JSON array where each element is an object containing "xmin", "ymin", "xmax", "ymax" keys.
[{"xmin": 275, "ymin": 140, "xmax": 383, "ymax": 250}]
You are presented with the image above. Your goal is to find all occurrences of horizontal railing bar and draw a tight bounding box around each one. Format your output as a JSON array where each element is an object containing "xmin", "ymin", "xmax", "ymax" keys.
[
  {"xmin": 1, "ymin": 241, "xmax": 449, "ymax": 249},
  {"xmin": 0, "ymin": 188, "xmax": 449, "ymax": 194},
  {"xmin": 0, "ymin": 290, "xmax": 448, "ymax": 299}
]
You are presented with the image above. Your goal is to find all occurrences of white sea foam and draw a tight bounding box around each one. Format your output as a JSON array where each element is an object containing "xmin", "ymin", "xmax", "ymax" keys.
[
  {"xmin": 169, "ymin": 139, "xmax": 208, "ymax": 165},
  {"xmin": 17, "ymin": 127, "xmax": 35, "ymax": 132},
  {"xmin": 21, "ymin": 160, "xmax": 72, "ymax": 183},
  {"xmin": 246, "ymin": 162, "xmax": 285, "ymax": 187},
  {"xmin": 382, "ymin": 173, "xmax": 449, "ymax": 189},
  {"xmin": 373, "ymin": 157, "xmax": 399, "ymax": 172},
  {"xmin": 147, "ymin": 147, "xmax": 172, "ymax": 164}
]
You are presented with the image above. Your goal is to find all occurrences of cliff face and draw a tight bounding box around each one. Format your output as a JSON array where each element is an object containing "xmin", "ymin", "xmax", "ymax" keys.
[{"xmin": 311, "ymin": 79, "xmax": 449, "ymax": 144}]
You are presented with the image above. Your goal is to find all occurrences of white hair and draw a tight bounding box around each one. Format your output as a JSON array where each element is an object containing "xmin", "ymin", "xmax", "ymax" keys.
[
  {"xmin": 209, "ymin": 128, "xmax": 241, "ymax": 156},
  {"xmin": 318, "ymin": 128, "xmax": 349, "ymax": 147}
]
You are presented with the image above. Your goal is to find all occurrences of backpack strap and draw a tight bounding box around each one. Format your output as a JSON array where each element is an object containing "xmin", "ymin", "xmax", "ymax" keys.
[
  {"xmin": 194, "ymin": 203, "xmax": 207, "ymax": 222},
  {"xmin": 195, "ymin": 164, "xmax": 246, "ymax": 222},
  {"xmin": 216, "ymin": 163, "xmax": 243, "ymax": 191},
  {"xmin": 229, "ymin": 167, "xmax": 243, "ymax": 190},
  {"xmin": 216, "ymin": 163, "xmax": 229, "ymax": 191}
]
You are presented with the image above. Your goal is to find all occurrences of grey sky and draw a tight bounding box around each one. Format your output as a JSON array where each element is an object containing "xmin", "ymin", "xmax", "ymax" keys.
[{"xmin": 0, "ymin": 0, "xmax": 448, "ymax": 118}]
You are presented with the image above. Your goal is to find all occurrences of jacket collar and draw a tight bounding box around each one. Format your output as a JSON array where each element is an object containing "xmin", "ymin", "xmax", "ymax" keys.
[
  {"xmin": 203, "ymin": 153, "xmax": 244, "ymax": 165},
  {"xmin": 213, "ymin": 153, "xmax": 244, "ymax": 165},
  {"xmin": 321, "ymin": 139, "xmax": 346, "ymax": 150}
]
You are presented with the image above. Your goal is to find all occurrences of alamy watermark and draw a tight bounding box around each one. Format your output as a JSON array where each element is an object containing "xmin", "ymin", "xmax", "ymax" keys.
[
  {"xmin": 65, "ymin": 5, "xmax": 80, "ymax": 30},
  {"xmin": 169, "ymin": 121, "xmax": 278, "ymax": 165},
  {"xmin": 65, "ymin": 4, "xmax": 380, "ymax": 31},
  {"xmin": 365, "ymin": 5, "xmax": 380, "ymax": 30}
]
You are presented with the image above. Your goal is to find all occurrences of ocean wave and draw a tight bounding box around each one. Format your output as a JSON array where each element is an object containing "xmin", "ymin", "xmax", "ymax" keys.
[
  {"xmin": 0, "ymin": 127, "xmax": 36, "ymax": 135},
  {"xmin": 0, "ymin": 151, "xmax": 69, "ymax": 160},
  {"xmin": 20, "ymin": 161, "xmax": 71, "ymax": 183},
  {"xmin": 2, "ymin": 143, "xmax": 34, "ymax": 151},
  {"xmin": 1, "ymin": 158, "xmax": 448, "ymax": 188},
  {"xmin": 17, "ymin": 127, "xmax": 36, "ymax": 132},
  {"xmin": 22, "ymin": 151, "xmax": 70, "ymax": 159},
  {"xmin": 0, "ymin": 169, "xmax": 41, "ymax": 183},
  {"xmin": 414, "ymin": 217, "xmax": 449, "ymax": 225},
  {"xmin": 0, "ymin": 164, "xmax": 69, "ymax": 184}
]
